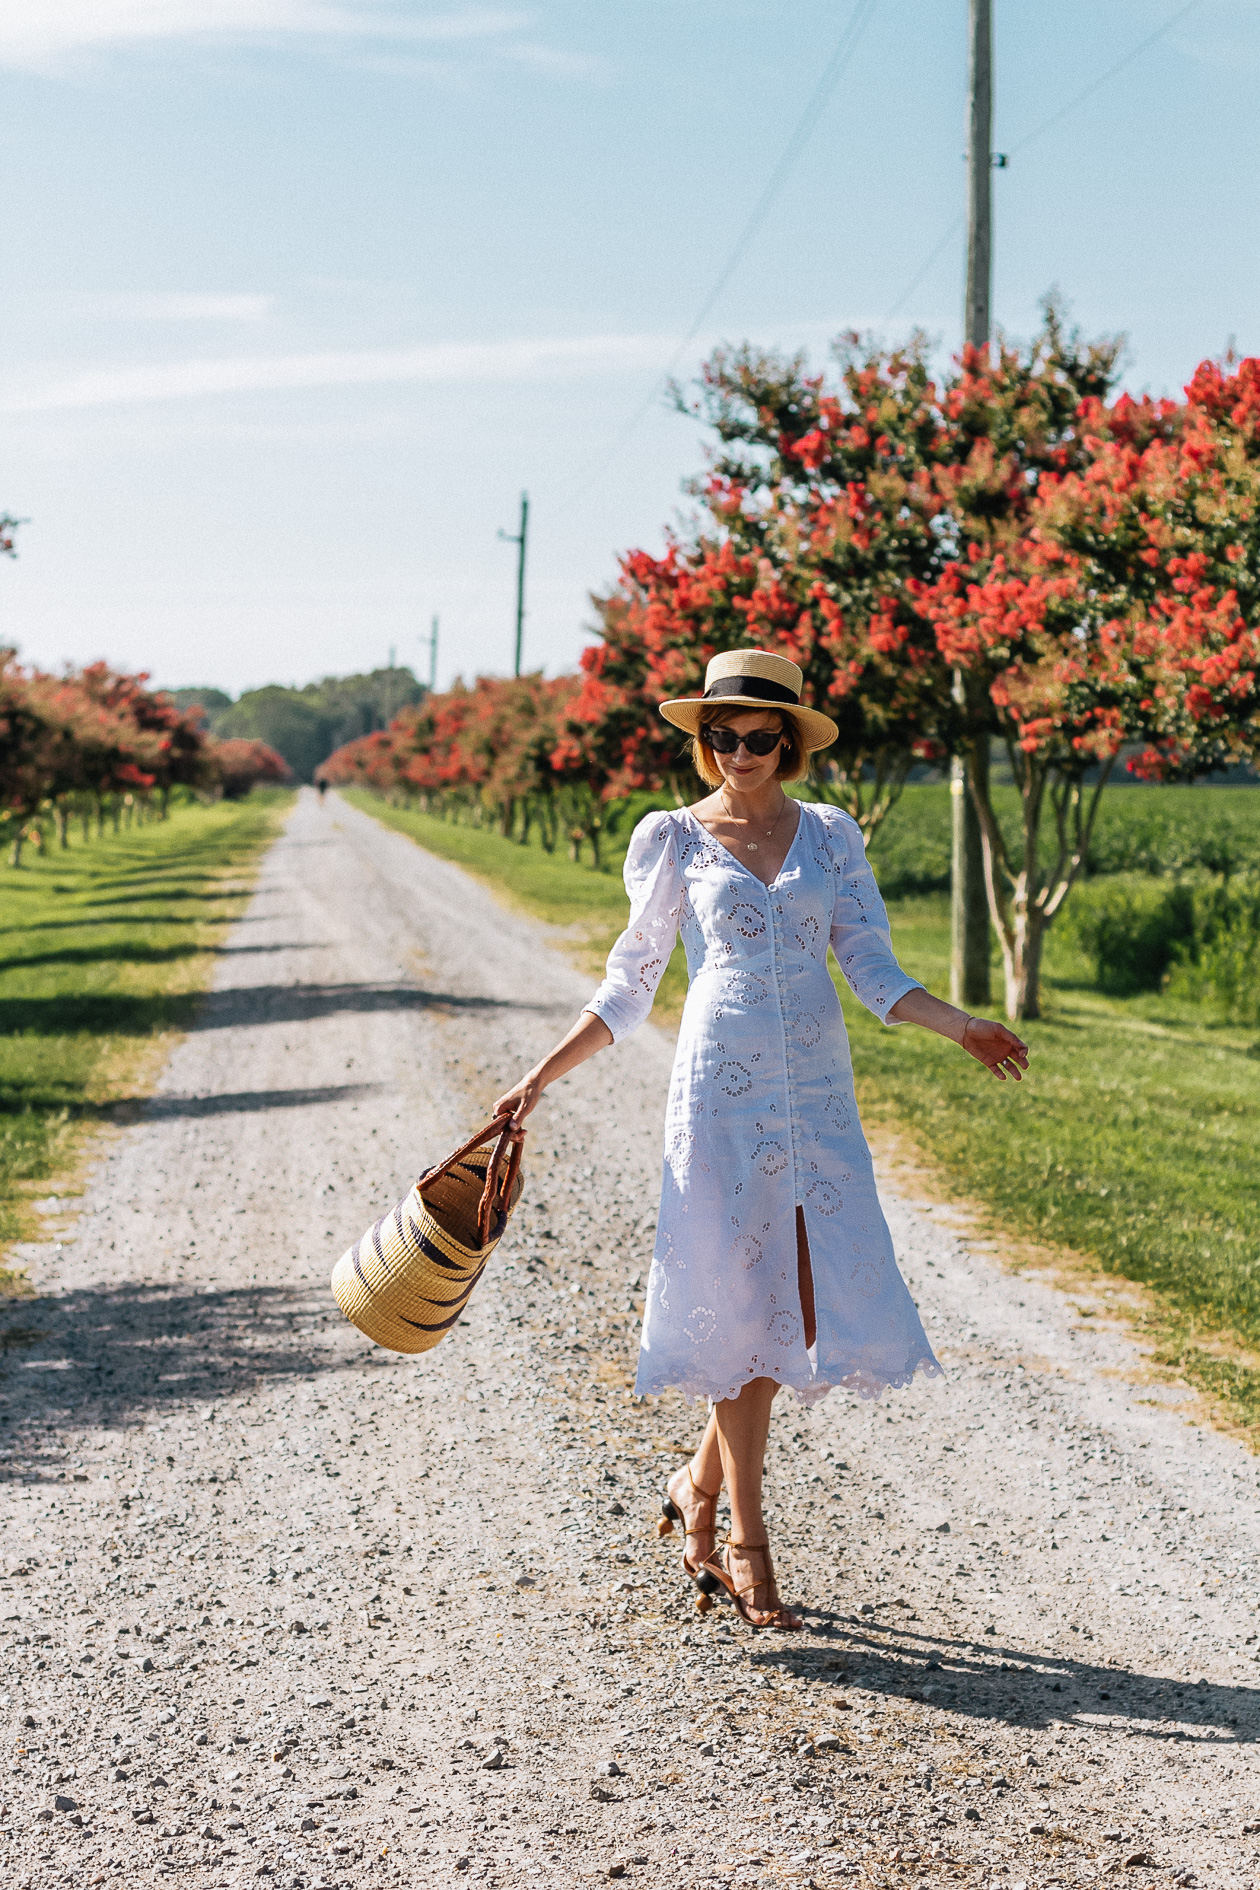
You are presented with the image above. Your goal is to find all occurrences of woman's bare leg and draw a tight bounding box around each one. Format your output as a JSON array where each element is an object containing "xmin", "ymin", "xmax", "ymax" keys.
[
  {"xmin": 713, "ymin": 1377, "xmax": 802, "ymax": 1628},
  {"xmin": 797, "ymin": 1206, "xmax": 816, "ymax": 1349},
  {"xmin": 691, "ymin": 1408, "xmax": 722, "ymax": 1495},
  {"xmin": 669, "ymin": 1213, "xmax": 812, "ymax": 1622},
  {"xmin": 666, "ymin": 1410, "xmax": 723, "ymax": 1570}
]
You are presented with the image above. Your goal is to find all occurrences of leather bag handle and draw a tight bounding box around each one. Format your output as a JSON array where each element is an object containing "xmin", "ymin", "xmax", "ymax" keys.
[{"xmin": 416, "ymin": 1112, "xmax": 526, "ymax": 1247}]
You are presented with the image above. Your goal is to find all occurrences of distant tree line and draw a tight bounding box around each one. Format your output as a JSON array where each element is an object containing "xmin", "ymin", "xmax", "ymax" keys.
[
  {"xmin": 320, "ymin": 308, "xmax": 1260, "ymax": 1021},
  {"xmin": 175, "ymin": 668, "xmax": 425, "ymax": 784}
]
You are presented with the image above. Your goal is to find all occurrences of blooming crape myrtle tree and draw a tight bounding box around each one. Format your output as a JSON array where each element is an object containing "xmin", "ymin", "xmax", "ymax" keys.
[
  {"xmin": 570, "ymin": 338, "xmax": 957, "ymax": 835},
  {"xmin": 0, "ymin": 647, "xmax": 55, "ymax": 864},
  {"xmin": 323, "ymin": 676, "xmax": 584, "ymax": 851},
  {"xmin": 578, "ymin": 303, "xmax": 1123, "ymax": 845},
  {"xmin": 462, "ymin": 672, "xmax": 577, "ymax": 844},
  {"xmin": 918, "ymin": 354, "xmax": 1260, "ymax": 1020},
  {"xmin": 662, "ymin": 335, "xmax": 955, "ymax": 835},
  {"xmin": 209, "ymin": 738, "xmax": 292, "ymax": 799},
  {"xmin": 0, "ymin": 650, "xmax": 215, "ymax": 864}
]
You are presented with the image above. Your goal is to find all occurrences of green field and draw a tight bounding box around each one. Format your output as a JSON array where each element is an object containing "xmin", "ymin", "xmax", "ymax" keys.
[
  {"xmin": 0, "ymin": 791, "xmax": 292, "ymax": 1278},
  {"xmin": 344, "ymin": 784, "xmax": 1260, "ymax": 1433}
]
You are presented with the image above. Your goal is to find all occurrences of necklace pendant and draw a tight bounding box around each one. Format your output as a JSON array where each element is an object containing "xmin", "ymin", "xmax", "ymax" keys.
[{"xmin": 746, "ymin": 842, "xmax": 759, "ymax": 852}]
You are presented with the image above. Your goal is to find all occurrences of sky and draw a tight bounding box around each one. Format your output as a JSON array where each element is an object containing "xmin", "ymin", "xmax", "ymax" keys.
[{"xmin": 2, "ymin": 0, "xmax": 1259, "ymax": 696}]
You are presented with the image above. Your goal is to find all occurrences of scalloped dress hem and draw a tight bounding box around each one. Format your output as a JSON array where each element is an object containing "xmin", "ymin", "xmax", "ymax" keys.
[{"xmin": 633, "ymin": 1350, "xmax": 945, "ymax": 1410}]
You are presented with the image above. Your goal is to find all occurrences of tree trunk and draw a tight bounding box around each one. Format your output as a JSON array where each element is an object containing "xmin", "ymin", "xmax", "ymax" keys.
[
  {"xmin": 951, "ymin": 735, "xmax": 991, "ymax": 1006},
  {"xmin": 56, "ymin": 803, "xmax": 71, "ymax": 849},
  {"xmin": 9, "ymin": 828, "xmax": 24, "ymax": 868},
  {"xmin": 1005, "ymin": 903, "xmax": 1047, "ymax": 1021}
]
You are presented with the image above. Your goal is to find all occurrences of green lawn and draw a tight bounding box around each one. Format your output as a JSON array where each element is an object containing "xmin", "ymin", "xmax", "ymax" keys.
[
  {"xmin": 345, "ymin": 785, "xmax": 1260, "ymax": 1433},
  {"xmin": 0, "ymin": 791, "xmax": 292, "ymax": 1278}
]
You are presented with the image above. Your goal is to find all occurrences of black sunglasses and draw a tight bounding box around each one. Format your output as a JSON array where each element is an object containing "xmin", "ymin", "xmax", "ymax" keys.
[{"xmin": 703, "ymin": 726, "xmax": 785, "ymax": 757}]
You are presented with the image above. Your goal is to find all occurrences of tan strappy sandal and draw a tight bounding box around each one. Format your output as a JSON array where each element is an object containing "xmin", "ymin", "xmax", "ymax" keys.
[
  {"xmin": 656, "ymin": 1467, "xmax": 721, "ymax": 1599},
  {"xmin": 695, "ymin": 1537, "xmax": 803, "ymax": 1630}
]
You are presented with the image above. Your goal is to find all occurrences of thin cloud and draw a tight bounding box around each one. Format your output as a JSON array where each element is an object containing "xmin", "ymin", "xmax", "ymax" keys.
[
  {"xmin": 497, "ymin": 40, "xmax": 608, "ymax": 81},
  {"xmin": 0, "ymin": 332, "xmax": 678, "ymax": 415},
  {"xmin": 74, "ymin": 292, "xmax": 276, "ymax": 322},
  {"xmin": 3, "ymin": 3, "xmax": 532, "ymax": 67}
]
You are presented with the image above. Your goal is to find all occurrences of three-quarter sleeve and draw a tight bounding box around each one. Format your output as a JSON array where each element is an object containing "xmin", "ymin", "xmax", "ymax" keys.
[
  {"xmin": 816, "ymin": 805, "xmax": 922, "ymax": 1025},
  {"xmin": 583, "ymin": 813, "xmax": 683, "ymax": 1043}
]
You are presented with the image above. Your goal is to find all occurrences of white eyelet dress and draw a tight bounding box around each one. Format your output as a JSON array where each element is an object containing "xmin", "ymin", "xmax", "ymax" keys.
[{"xmin": 583, "ymin": 802, "xmax": 943, "ymax": 1406}]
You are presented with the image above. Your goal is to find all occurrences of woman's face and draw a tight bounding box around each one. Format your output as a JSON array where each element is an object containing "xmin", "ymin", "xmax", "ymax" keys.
[{"xmin": 704, "ymin": 709, "xmax": 788, "ymax": 793}]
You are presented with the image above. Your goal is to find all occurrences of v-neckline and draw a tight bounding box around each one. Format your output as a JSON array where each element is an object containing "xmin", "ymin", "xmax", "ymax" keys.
[{"xmin": 684, "ymin": 802, "xmax": 805, "ymax": 890}]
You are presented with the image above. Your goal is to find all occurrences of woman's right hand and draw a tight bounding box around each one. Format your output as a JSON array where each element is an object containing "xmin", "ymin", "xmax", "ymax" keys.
[
  {"xmin": 494, "ymin": 1070, "xmax": 544, "ymax": 1125},
  {"xmin": 493, "ymin": 1011, "xmax": 615, "ymax": 1126}
]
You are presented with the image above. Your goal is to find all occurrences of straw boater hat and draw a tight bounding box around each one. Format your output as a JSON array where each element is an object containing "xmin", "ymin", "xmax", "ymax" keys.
[{"xmin": 659, "ymin": 649, "xmax": 838, "ymax": 753}]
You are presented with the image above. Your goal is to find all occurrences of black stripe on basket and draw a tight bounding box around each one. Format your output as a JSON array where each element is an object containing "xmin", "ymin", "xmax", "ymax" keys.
[
  {"xmin": 412, "ymin": 1225, "xmax": 483, "ymax": 1273},
  {"xmin": 352, "ymin": 1243, "xmax": 370, "ymax": 1292},
  {"xmin": 411, "ymin": 1278, "xmax": 481, "ymax": 1311},
  {"xmin": 398, "ymin": 1279, "xmax": 485, "ymax": 1334},
  {"xmin": 370, "ymin": 1217, "xmax": 394, "ymax": 1276},
  {"xmin": 396, "ymin": 1207, "xmax": 463, "ymax": 1269}
]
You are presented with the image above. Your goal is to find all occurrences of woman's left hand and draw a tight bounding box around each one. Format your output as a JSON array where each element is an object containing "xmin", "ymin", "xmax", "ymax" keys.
[{"xmin": 961, "ymin": 1016, "xmax": 1030, "ymax": 1081}]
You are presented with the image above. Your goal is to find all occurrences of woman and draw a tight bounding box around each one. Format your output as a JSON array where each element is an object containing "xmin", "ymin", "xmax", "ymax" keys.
[{"xmin": 494, "ymin": 651, "xmax": 1029, "ymax": 1629}]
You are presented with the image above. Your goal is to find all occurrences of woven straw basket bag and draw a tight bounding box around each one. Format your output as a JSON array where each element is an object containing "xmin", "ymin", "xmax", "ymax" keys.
[{"xmin": 331, "ymin": 1114, "xmax": 525, "ymax": 1354}]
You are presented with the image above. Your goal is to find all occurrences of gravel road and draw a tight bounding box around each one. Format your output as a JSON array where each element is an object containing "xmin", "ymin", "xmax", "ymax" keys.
[{"xmin": 3, "ymin": 786, "xmax": 1259, "ymax": 1890}]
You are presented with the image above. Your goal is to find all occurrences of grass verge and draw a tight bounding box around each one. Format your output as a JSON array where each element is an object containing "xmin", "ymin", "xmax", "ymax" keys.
[
  {"xmin": 344, "ymin": 787, "xmax": 1260, "ymax": 1439},
  {"xmin": 0, "ymin": 789, "xmax": 293, "ymax": 1285}
]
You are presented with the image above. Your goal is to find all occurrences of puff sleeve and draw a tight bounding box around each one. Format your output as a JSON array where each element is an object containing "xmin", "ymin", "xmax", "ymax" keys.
[
  {"xmin": 582, "ymin": 812, "xmax": 684, "ymax": 1043},
  {"xmin": 815, "ymin": 805, "xmax": 922, "ymax": 1025}
]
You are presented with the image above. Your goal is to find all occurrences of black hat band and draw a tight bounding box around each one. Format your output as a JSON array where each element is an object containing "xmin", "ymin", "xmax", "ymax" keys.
[{"xmin": 704, "ymin": 674, "xmax": 799, "ymax": 706}]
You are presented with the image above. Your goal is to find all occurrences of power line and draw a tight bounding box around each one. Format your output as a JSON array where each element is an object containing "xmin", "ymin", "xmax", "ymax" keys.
[
  {"xmin": 1008, "ymin": 0, "xmax": 1201, "ymax": 158},
  {"xmin": 884, "ymin": 0, "xmax": 1202, "ymax": 324},
  {"xmin": 569, "ymin": 0, "xmax": 880, "ymax": 498},
  {"xmin": 886, "ymin": 214, "xmax": 963, "ymax": 321}
]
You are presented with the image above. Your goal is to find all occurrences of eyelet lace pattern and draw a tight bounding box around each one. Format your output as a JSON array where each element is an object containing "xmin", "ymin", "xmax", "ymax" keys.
[{"xmin": 584, "ymin": 804, "xmax": 942, "ymax": 1407}]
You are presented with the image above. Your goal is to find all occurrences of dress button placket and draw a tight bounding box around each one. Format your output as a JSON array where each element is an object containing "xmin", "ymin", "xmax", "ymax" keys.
[{"xmin": 769, "ymin": 886, "xmax": 800, "ymax": 1206}]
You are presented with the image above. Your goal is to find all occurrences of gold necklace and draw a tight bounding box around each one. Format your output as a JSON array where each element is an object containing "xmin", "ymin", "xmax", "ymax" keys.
[{"xmin": 719, "ymin": 795, "xmax": 787, "ymax": 853}]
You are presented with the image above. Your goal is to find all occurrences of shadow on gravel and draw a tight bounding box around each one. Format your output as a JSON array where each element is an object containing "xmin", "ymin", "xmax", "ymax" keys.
[
  {"xmin": 0, "ymin": 1083, "xmax": 380, "ymax": 1125},
  {"xmin": 753, "ymin": 1615, "xmax": 1260, "ymax": 1745},
  {"xmin": 0, "ymin": 980, "xmax": 548, "ymax": 1038},
  {"xmin": 0, "ymin": 1281, "xmax": 355, "ymax": 1474},
  {"xmin": 122, "ymin": 1082, "xmax": 382, "ymax": 1122}
]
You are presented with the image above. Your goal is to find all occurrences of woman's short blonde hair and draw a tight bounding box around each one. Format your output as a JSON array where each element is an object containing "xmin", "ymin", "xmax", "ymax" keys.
[{"xmin": 690, "ymin": 705, "xmax": 811, "ymax": 789}]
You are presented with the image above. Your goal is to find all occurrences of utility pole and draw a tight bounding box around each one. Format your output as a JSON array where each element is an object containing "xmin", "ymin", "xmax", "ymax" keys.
[
  {"xmin": 952, "ymin": 0, "xmax": 994, "ymax": 1008},
  {"xmin": 498, "ymin": 491, "xmax": 529, "ymax": 678},
  {"xmin": 425, "ymin": 614, "xmax": 439, "ymax": 694}
]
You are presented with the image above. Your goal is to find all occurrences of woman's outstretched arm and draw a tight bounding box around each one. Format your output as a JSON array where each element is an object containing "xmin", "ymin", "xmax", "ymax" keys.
[
  {"xmin": 887, "ymin": 987, "xmax": 1030, "ymax": 1082},
  {"xmin": 493, "ymin": 1010, "xmax": 614, "ymax": 1124}
]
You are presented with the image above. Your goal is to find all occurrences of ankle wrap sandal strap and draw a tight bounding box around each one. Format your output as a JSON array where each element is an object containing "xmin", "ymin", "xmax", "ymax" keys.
[
  {"xmin": 718, "ymin": 1539, "xmax": 800, "ymax": 1631},
  {"xmin": 682, "ymin": 1468, "xmax": 721, "ymax": 1536}
]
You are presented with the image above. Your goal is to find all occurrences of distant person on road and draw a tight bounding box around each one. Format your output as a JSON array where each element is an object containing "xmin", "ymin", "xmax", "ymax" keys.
[
  {"xmin": 495, "ymin": 651, "xmax": 1028, "ymax": 1630},
  {"xmin": 316, "ymin": 777, "xmax": 328, "ymax": 800}
]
